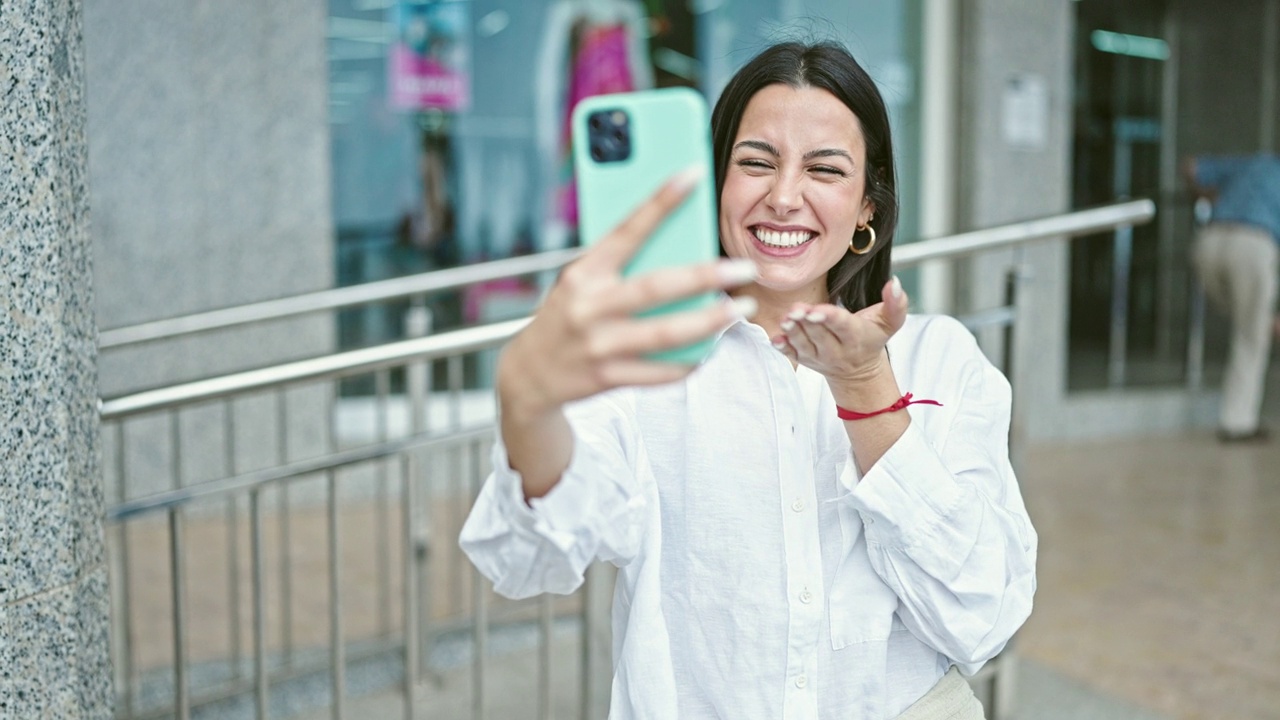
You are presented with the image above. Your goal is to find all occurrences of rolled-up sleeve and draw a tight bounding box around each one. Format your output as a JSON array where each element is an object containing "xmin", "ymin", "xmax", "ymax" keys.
[
  {"xmin": 845, "ymin": 322, "xmax": 1038, "ymax": 671},
  {"xmin": 1195, "ymin": 154, "xmax": 1247, "ymax": 189},
  {"xmin": 459, "ymin": 392, "xmax": 648, "ymax": 600}
]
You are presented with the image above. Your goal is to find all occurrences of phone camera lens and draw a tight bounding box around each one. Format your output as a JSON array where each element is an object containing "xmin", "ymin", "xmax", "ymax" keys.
[{"xmin": 591, "ymin": 146, "xmax": 605, "ymax": 161}]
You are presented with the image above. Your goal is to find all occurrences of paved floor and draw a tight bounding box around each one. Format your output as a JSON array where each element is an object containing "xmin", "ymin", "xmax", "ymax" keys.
[
  {"xmin": 1016, "ymin": 430, "xmax": 1280, "ymax": 719},
  {"xmin": 111, "ymin": 417, "xmax": 1280, "ymax": 719}
]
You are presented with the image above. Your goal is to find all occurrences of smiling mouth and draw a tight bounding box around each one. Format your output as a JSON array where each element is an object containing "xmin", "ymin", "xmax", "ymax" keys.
[{"xmin": 752, "ymin": 226, "xmax": 815, "ymax": 248}]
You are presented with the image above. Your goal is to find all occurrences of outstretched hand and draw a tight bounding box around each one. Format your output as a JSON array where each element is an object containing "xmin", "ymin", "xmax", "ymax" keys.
[
  {"xmin": 498, "ymin": 168, "xmax": 758, "ymax": 423},
  {"xmin": 770, "ymin": 276, "xmax": 908, "ymax": 387}
]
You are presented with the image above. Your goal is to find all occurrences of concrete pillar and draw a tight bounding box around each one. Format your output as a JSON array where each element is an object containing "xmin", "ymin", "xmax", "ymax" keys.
[
  {"xmin": 0, "ymin": 0, "xmax": 114, "ymax": 717},
  {"xmin": 955, "ymin": 0, "xmax": 1077, "ymax": 441}
]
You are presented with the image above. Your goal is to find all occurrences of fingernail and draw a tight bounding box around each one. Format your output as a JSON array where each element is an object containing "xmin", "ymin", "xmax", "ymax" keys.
[
  {"xmin": 780, "ymin": 319, "xmax": 795, "ymax": 331},
  {"xmin": 729, "ymin": 295, "xmax": 758, "ymax": 319},
  {"xmin": 805, "ymin": 312, "xmax": 825, "ymax": 323},
  {"xmin": 771, "ymin": 340, "xmax": 788, "ymax": 351},
  {"xmin": 718, "ymin": 258, "xmax": 758, "ymax": 285},
  {"xmin": 787, "ymin": 309, "xmax": 807, "ymax": 321},
  {"xmin": 891, "ymin": 276, "xmax": 903, "ymax": 299},
  {"xmin": 671, "ymin": 165, "xmax": 705, "ymax": 193}
]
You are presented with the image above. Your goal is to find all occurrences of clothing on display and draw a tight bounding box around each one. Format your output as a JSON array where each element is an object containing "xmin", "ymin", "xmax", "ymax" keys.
[{"xmin": 534, "ymin": 0, "xmax": 653, "ymax": 249}]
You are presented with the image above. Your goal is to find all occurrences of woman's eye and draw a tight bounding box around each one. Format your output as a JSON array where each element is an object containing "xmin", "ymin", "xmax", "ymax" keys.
[
  {"xmin": 810, "ymin": 165, "xmax": 847, "ymax": 176},
  {"xmin": 737, "ymin": 158, "xmax": 772, "ymax": 169}
]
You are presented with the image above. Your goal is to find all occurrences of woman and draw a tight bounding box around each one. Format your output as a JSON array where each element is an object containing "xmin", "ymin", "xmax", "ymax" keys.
[{"xmin": 461, "ymin": 42, "xmax": 1036, "ymax": 719}]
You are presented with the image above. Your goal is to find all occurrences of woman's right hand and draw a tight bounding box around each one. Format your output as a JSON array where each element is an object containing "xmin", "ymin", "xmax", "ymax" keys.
[{"xmin": 497, "ymin": 168, "xmax": 758, "ymax": 424}]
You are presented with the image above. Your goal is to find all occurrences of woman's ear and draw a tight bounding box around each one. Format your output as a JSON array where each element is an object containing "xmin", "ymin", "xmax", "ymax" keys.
[{"xmin": 860, "ymin": 200, "xmax": 876, "ymax": 226}]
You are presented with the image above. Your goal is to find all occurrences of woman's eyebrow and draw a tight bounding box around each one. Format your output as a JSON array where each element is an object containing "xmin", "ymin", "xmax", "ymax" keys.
[
  {"xmin": 734, "ymin": 140, "xmax": 854, "ymax": 164},
  {"xmin": 803, "ymin": 148, "xmax": 854, "ymax": 163},
  {"xmin": 733, "ymin": 139, "xmax": 780, "ymax": 156}
]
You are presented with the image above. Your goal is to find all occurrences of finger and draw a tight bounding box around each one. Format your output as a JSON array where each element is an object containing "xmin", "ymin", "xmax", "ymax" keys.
[
  {"xmin": 809, "ymin": 303, "xmax": 861, "ymax": 345},
  {"xmin": 770, "ymin": 334, "xmax": 798, "ymax": 362},
  {"xmin": 796, "ymin": 306, "xmax": 842, "ymax": 347},
  {"xmin": 880, "ymin": 276, "xmax": 909, "ymax": 334},
  {"xmin": 589, "ymin": 166, "xmax": 704, "ymax": 271},
  {"xmin": 597, "ymin": 258, "xmax": 757, "ymax": 318},
  {"xmin": 590, "ymin": 296, "xmax": 754, "ymax": 358},
  {"xmin": 781, "ymin": 315, "xmax": 818, "ymax": 357},
  {"xmin": 841, "ymin": 278, "xmax": 908, "ymax": 341}
]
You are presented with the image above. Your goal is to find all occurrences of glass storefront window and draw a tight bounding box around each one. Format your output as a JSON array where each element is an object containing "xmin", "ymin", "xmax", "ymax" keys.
[{"xmin": 327, "ymin": 0, "xmax": 924, "ymax": 375}]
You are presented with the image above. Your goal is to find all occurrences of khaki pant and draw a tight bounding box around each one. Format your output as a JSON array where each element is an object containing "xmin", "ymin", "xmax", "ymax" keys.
[
  {"xmin": 1192, "ymin": 223, "xmax": 1280, "ymax": 435},
  {"xmin": 894, "ymin": 667, "xmax": 985, "ymax": 720}
]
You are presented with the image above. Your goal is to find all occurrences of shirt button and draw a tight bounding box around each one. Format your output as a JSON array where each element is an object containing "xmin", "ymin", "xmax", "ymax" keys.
[
  {"xmin": 795, "ymin": 674, "xmax": 808, "ymax": 689},
  {"xmin": 791, "ymin": 499, "xmax": 804, "ymax": 512},
  {"xmin": 799, "ymin": 589, "xmax": 813, "ymax": 604}
]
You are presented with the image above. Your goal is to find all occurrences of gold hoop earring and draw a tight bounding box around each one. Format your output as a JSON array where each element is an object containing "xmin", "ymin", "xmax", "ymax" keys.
[{"xmin": 849, "ymin": 224, "xmax": 877, "ymax": 255}]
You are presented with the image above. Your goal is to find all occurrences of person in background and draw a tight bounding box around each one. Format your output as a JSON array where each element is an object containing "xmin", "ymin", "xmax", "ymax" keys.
[
  {"xmin": 1184, "ymin": 154, "xmax": 1280, "ymax": 442},
  {"xmin": 462, "ymin": 42, "xmax": 1036, "ymax": 719}
]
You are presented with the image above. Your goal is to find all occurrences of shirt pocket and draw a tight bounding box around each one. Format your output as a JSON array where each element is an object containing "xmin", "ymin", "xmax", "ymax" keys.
[{"xmin": 828, "ymin": 494, "xmax": 899, "ymax": 650}]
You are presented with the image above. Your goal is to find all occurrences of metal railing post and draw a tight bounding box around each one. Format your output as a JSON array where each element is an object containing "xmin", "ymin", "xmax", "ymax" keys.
[
  {"xmin": 403, "ymin": 453, "xmax": 421, "ymax": 720},
  {"xmin": 375, "ymin": 369, "xmax": 392, "ymax": 638},
  {"xmin": 538, "ymin": 595, "xmax": 554, "ymax": 720},
  {"xmin": 471, "ymin": 441, "xmax": 489, "ymax": 720},
  {"xmin": 276, "ymin": 388, "xmax": 294, "ymax": 666},
  {"xmin": 580, "ymin": 567, "xmax": 592, "ymax": 720},
  {"xmin": 250, "ymin": 488, "xmax": 268, "ymax": 718},
  {"xmin": 1005, "ymin": 259, "xmax": 1033, "ymax": 474},
  {"xmin": 404, "ymin": 298, "xmax": 433, "ymax": 683},
  {"xmin": 1109, "ymin": 223, "xmax": 1134, "ymax": 388},
  {"xmin": 449, "ymin": 355, "xmax": 465, "ymax": 616},
  {"xmin": 472, "ymin": 561, "xmax": 489, "ymax": 720},
  {"xmin": 170, "ymin": 506, "xmax": 190, "ymax": 720},
  {"xmin": 169, "ymin": 411, "xmax": 191, "ymax": 720},
  {"xmin": 224, "ymin": 399, "xmax": 243, "ymax": 678},
  {"xmin": 327, "ymin": 468, "xmax": 346, "ymax": 720},
  {"xmin": 110, "ymin": 423, "xmax": 139, "ymax": 718},
  {"xmin": 1187, "ymin": 283, "xmax": 1207, "ymax": 390}
]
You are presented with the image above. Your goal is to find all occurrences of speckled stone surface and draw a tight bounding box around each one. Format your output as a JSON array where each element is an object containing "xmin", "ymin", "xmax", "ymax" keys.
[
  {"xmin": 0, "ymin": 569, "xmax": 113, "ymax": 719},
  {"xmin": 1, "ymin": 0, "xmax": 113, "ymax": 716}
]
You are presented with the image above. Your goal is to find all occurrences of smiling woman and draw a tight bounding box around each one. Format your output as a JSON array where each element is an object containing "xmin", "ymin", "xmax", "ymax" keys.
[
  {"xmin": 719, "ymin": 84, "xmax": 875, "ymax": 316},
  {"xmin": 712, "ymin": 42, "xmax": 900, "ymax": 319},
  {"xmin": 460, "ymin": 41, "xmax": 1036, "ymax": 720}
]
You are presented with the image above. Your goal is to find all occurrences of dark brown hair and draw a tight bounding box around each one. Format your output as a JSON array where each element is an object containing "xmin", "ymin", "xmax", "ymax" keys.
[{"xmin": 711, "ymin": 41, "xmax": 898, "ymax": 312}]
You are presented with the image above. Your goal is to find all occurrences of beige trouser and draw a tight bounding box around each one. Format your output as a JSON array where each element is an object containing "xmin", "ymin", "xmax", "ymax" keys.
[
  {"xmin": 1192, "ymin": 223, "xmax": 1280, "ymax": 434},
  {"xmin": 894, "ymin": 667, "xmax": 985, "ymax": 720}
]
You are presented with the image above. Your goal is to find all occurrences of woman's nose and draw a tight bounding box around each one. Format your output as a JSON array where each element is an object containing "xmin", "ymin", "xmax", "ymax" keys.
[{"xmin": 765, "ymin": 173, "xmax": 804, "ymax": 215}]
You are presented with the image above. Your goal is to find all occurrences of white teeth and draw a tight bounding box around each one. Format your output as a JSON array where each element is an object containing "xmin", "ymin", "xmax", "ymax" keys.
[{"xmin": 753, "ymin": 228, "xmax": 814, "ymax": 248}]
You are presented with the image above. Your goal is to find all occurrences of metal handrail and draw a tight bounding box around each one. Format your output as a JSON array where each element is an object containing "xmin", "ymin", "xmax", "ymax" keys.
[
  {"xmin": 106, "ymin": 423, "xmax": 493, "ymax": 521},
  {"xmin": 99, "ymin": 317, "xmax": 528, "ymax": 420},
  {"xmin": 97, "ymin": 247, "xmax": 580, "ymax": 349},
  {"xmin": 98, "ymin": 200, "xmax": 1156, "ymax": 422},
  {"xmin": 894, "ymin": 199, "xmax": 1153, "ymax": 265},
  {"xmin": 97, "ymin": 201, "xmax": 1154, "ymax": 351}
]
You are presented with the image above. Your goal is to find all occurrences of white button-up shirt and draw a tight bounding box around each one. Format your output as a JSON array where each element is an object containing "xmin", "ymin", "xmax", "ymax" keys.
[{"xmin": 460, "ymin": 314, "xmax": 1037, "ymax": 719}]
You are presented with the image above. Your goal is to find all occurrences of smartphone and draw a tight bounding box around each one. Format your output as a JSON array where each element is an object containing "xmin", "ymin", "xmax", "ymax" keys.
[{"xmin": 571, "ymin": 87, "xmax": 721, "ymax": 364}]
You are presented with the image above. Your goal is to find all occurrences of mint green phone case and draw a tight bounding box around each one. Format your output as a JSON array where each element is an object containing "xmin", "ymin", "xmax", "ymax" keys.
[{"xmin": 572, "ymin": 88, "xmax": 721, "ymax": 364}]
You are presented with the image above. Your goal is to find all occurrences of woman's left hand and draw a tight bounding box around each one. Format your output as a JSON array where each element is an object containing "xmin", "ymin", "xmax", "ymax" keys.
[{"xmin": 771, "ymin": 276, "xmax": 909, "ymax": 386}]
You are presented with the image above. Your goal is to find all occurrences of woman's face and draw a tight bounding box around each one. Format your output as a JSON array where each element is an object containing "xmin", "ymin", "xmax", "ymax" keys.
[{"xmin": 719, "ymin": 84, "xmax": 874, "ymax": 304}]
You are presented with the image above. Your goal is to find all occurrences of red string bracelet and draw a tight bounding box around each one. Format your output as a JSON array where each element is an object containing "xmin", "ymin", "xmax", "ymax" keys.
[{"xmin": 836, "ymin": 392, "xmax": 943, "ymax": 421}]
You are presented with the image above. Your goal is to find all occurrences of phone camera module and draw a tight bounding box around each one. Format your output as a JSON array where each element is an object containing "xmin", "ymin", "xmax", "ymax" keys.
[{"xmin": 586, "ymin": 109, "xmax": 631, "ymax": 163}]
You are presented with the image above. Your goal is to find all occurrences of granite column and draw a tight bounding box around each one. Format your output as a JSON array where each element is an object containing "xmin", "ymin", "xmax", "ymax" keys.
[{"xmin": 1, "ymin": 0, "xmax": 114, "ymax": 716}]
